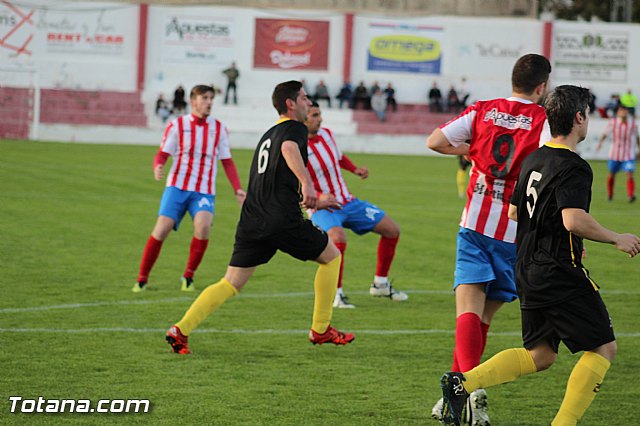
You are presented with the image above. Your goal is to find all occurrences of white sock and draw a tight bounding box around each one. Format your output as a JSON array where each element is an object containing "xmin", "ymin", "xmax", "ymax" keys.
[
  {"xmin": 373, "ymin": 276, "xmax": 388, "ymax": 286},
  {"xmin": 335, "ymin": 287, "xmax": 344, "ymax": 297}
]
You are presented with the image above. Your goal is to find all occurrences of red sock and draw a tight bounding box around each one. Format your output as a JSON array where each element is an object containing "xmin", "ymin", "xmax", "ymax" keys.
[
  {"xmin": 138, "ymin": 236, "xmax": 163, "ymax": 283},
  {"xmin": 454, "ymin": 312, "xmax": 483, "ymax": 372},
  {"xmin": 480, "ymin": 322, "xmax": 490, "ymax": 355},
  {"xmin": 627, "ymin": 176, "xmax": 635, "ymax": 198},
  {"xmin": 184, "ymin": 237, "xmax": 209, "ymax": 279},
  {"xmin": 452, "ymin": 321, "xmax": 489, "ymax": 372},
  {"xmin": 607, "ymin": 175, "xmax": 614, "ymax": 199},
  {"xmin": 334, "ymin": 242, "xmax": 347, "ymax": 289},
  {"xmin": 376, "ymin": 236, "xmax": 399, "ymax": 277}
]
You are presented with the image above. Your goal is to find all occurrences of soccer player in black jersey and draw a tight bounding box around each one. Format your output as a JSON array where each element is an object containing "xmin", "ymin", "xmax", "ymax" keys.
[
  {"xmin": 439, "ymin": 85, "xmax": 640, "ymax": 426},
  {"xmin": 165, "ymin": 81, "xmax": 355, "ymax": 354}
]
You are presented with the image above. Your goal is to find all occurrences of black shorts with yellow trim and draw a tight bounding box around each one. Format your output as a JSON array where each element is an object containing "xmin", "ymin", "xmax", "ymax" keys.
[
  {"xmin": 521, "ymin": 291, "xmax": 615, "ymax": 354},
  {"xmin": 229, "ymin": 218, "xmax": 329, "ymax": 268}
]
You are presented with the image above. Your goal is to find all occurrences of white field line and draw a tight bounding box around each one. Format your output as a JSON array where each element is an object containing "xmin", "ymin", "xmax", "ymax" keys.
[
  {"xmin": 0, "ymin": 327, "xmax": 638, "ymax": 337},
  {"xmin": 0, "ymin": 288, "xmax": 638, "ymax": 314}
]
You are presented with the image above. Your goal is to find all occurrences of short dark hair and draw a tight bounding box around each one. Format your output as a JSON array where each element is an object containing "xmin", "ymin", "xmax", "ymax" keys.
[
  {"xmin": 272, "ymin": 81, "xmax": 303, "ymax": 115},
  {"xmin": 511, "ymin": 54, "xmax": 551, "ymax": 95},
  {"xmin": 309, "ymin": 101, "xmax": 320, "ymax": 108},
  {"xmin": 190, "ymin": 85, "xmax": 215, "ymax": 99},
  {"xmin": 544, "ymin": 85, "xmax": 591, "ymax": 137}
]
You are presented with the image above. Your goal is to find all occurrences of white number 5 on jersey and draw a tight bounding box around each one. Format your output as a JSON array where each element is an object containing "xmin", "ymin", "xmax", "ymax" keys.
[{"xmin": 526, "ymin": 171, "xmax": 542, "ymax": 218}]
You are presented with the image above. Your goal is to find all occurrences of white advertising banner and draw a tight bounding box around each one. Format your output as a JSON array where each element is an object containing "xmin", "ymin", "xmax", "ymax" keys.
[
  {"xmin": 160, "ymin": 14, "xmax": 235, "ymax": 65},
  {"xmin": 553, "ymin": 30, "xmax": 628, "ymax": 82},
  {"xmin": 34, "ymin": 5, "xmax": 136, "ymax": 57}
]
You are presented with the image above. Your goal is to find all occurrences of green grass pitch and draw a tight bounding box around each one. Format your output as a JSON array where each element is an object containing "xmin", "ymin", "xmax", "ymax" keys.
[{"xmin": 1, "ymin": 138, "xmax": 638, "ymax": 425}]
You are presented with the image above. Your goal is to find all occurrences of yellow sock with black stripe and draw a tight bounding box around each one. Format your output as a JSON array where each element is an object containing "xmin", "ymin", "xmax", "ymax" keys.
[
  {"xmin": 176, "ymin": 278, "xmax": 238, "ymax": 335},
  {"xmin": 551, "ymin": 352, "xmax": 611, "ymax": 426},
  {"xmin": 456, "ymin": 168, "xmax": 467, "ymax": 198},
  {"xmin": 311, "ymin": 255, "xmax": 341, "ymax": 334},
  {"xmin": 463, "ymin": 348, "xmax": 537, "ymax": 393}
]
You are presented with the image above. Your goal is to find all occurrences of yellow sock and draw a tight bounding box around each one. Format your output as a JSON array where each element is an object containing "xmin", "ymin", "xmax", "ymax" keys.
[
  {"xmin": 456, "ymin": 169, "xmax": 467, "ymax": 198},
  {"xmin": 176, "ymin": 278, "xmax": 238, "ymax": 335},
  {"xmin": 463, "ymin": 348, "xmax": 537, "ymax": 393},
  {"xmin": 311, "ymin": 255, "xmax": 341, "ymax": 334},
  {"xmin": 551, "ymin": 352, "xmax": 611, "ymax": 426}
]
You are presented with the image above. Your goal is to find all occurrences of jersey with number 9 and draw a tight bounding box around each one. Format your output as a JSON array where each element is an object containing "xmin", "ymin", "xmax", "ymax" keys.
[{"xmin": 440, "ymin": 98, "xmax": 551, "ymax": 242}]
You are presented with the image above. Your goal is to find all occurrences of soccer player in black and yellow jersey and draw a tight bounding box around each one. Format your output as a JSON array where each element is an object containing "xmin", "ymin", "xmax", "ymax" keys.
[
  {"xmin": 439, "ymin": 85, "xmax": 640, "ymax": 426},
  {"xmin": 165, "ymin": 81, "xmax": 355, "ymax": 354}
]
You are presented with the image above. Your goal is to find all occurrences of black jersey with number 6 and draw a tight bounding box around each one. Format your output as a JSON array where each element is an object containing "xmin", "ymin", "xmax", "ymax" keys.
[
  {"xmin": 239, "ymin": 119, "xmax": 308, "ymax": 236},
  {"xmin": 511, "ymin": 144, "xmax": 598, "ymax": 308}
]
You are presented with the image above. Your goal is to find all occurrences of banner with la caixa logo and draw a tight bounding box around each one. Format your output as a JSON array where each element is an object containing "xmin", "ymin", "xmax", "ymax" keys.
[{"xmin": 367, "ymin": 23, "xmax": 443, "ymax": 74}]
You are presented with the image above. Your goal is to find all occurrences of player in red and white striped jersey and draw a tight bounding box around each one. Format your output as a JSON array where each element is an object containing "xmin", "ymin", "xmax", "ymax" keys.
[
  {"xmin": 132, "ymin": 85, "xmax": 246, "ymax": 293},
  {"xmin": 427, "ymin": 54, "xmax": 551, "ymax": 422},
  {"xmin": 596, "ymin": 104, "xmax": 639, "ymax": 202},
  {"xmin": 306, "ymin": 102, "xmax": 407, "ymax": 308}
]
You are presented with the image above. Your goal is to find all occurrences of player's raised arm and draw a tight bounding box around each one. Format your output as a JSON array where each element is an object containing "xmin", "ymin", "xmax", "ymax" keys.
[{"xmin": 281, "ymin": 140, "xmax": 317, "ymax": 209}]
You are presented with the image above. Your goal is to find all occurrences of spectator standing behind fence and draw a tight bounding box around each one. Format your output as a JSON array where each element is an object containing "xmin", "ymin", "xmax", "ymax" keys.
[
  {"xmin": 385, "ymin": 83, "xmax": 397, "ymax": 112},
  {"xmin": 336, "ymin": 81, "xmax": 353, "ymax": 109},
  {"xmin": 223, "ymin": 62, "xmax": 240, "ymax": 105},
  {"xmin": 371, "ymin": 88, "xmax": 387, "ymax": 122},
  {"xmin": 155, "ymin": 94, "xmax": 171, "ymax": 123},
  {"xmin": 314, "ymin": 80, "xmax": 332, "ymax": 108},
  {"xmin": 172, "ymin": 85, "xmax": 187, "ymax": 115},
  {"xmin": 620, "ymin": 89, "xmax": 638, "ymax": 116},
  {"xmin": 428, "ymin": 82, "xmax": 443, "ymax": 113}
]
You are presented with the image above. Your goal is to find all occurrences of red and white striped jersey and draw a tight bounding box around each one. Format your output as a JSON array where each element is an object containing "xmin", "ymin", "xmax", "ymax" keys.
[
  {"xmin": 306, "ymin": 128, "xmax": 354, "ymax": 204},
  {"xmin": 604, "ymin": 117, "xmax": 638, "ymax": 161},
  {"xmin": 441, "ymin": 97, "xmax": 551, "ymax": 243},
  {"xmin": 160, "ymin": 114, "xmax": 231, "ymax": 195}
]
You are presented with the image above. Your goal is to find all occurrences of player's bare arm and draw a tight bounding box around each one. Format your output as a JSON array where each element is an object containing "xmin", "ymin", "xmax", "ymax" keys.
[
  {"xmin": 562, "ymin": 208, "xmax": 640, "ymax": 257},
  {"xmin": 281, "ymin": 140, "xmax": 317, "ymax": 209},
  {"xmin": 235, "ymin": 189, "xmax": 247, "ymax": 205},
  {"xmin": 508, "ymin": 203, "xmax": 518, "ymax": 222},
  {"xmin": 427, "ymin": 128, "xmax": 470, "ymax": 156}
]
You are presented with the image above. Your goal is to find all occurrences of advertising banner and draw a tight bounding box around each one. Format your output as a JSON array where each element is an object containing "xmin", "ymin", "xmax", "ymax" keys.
[
  {"xmin": 367, "ymin": 23, "xmax": 443, "ymax": 74},
  {"xmin": 253, "ymin": 18, "xmax": 329, "ymax": 70},
  {"xmin": 554, "ymin": 30, "xmax": 628, "ymax": 82},
  {"xmin": 161, "ymin": 14, "xmax": 235, "ymax": 65}
]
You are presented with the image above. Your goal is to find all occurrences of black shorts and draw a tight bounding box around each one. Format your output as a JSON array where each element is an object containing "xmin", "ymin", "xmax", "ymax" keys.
[
  {"xmin": 229, "ymin": 218, "xmax": 329, "ymax": 268},
  {"xmin": 521, "ymin": 292, "xmax": 615, "ymax": 354}
]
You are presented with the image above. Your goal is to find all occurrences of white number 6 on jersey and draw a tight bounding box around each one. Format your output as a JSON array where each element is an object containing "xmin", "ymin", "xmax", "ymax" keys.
[
  {"xmin": 257, "ymin": 139, "xmax": 271, "ymax": 174},
  {"xmin": 526, "ymin": 171, "xmax": 542, "ymax": 218}
]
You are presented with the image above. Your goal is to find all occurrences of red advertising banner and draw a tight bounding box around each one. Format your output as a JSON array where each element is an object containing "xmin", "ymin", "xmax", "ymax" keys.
[{"xmin": 254, "ymin": 18, "xmax": 329, "ymax": 70}]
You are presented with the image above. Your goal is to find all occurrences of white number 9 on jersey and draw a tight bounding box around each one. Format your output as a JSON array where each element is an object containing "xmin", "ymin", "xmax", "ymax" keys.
[
  {"xmin": 526, "ymin": 171, "xmax": 542, "ymax": 218},
  {"xmin": 257, "ymin": 139, "xmax": 272, "ymax": 174}
]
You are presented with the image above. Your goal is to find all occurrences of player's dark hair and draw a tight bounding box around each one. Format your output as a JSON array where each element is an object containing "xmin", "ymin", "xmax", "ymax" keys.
[
  {"xmin": 310, "ymin": 101, "xmax": 320, "ymax": 108},
  {"xmin": 544, "ymin": 85, "xmax": 591, "ymax": 137},
  {"xmin": 190, "ymin": 85, "xmax": 215, "ymax": 99},
  {"xmin": 511, "ymin": 54, "xmax": 551, "ymax": 95},
  {"xmin": 272, "ymin": 81, "xmax": 303, "ymax": 115}
]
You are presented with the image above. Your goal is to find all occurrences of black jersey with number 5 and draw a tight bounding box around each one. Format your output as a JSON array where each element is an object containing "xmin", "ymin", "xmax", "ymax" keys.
[
  {"xmin": 238, "ymin": 119, "xmax": 308, "ymax": 235},
  {"xmin": 511, "ymin": 144, "xmax": 598, "ymax": 308}
]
